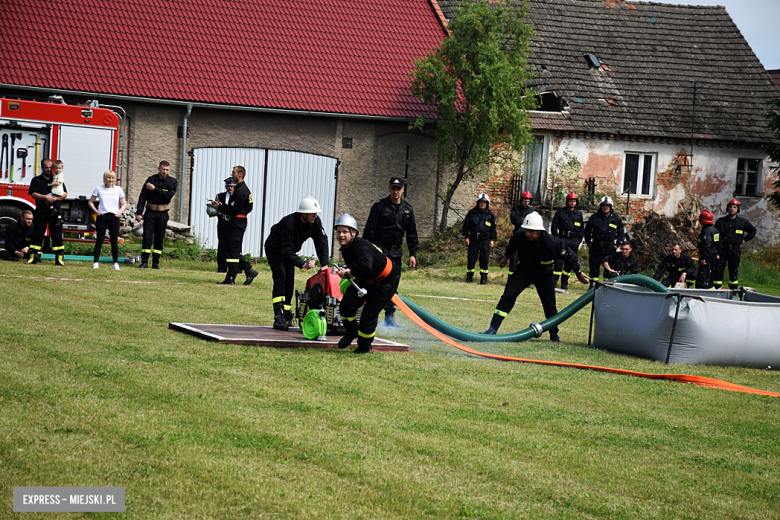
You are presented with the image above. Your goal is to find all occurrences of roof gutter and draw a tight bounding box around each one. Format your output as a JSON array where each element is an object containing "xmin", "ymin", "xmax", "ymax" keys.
[{"xmin": 0, "ymin": 83, "xmax": 424, "ymax": 123}]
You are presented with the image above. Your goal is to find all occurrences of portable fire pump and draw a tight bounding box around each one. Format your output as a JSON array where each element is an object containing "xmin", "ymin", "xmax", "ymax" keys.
[{"xmin": 293, "ymin": 267, "xmax": 364, "ymax": 339}]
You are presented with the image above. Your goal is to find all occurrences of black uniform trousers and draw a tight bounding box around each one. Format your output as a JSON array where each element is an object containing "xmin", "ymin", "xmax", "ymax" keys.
[
  {"xmin": 714, "ymin": 247, "xmax": 741, "ymax": 289},
  {"xmin": 141, "ymin": 209, "xmax": 169, "ymax": 263},
  {"xmin": 696, "ymin": 254, "xmax": 718, "ymax": 289},
  {"xmin": 588, "ymin": 244, "xmax": 614, "ymax": 281},
  {"xmin": 467, "ymin": 239, "xmax": 490, "ymax": 273},
  {"xmin": 224, "ymin": 218, "xmax": 251, "ymax": 279},
  {"xmin": 216, "ymin": 220, "xmax": 227, "ymax": 272},
  {"xmin": 659, "ymin": 274, "xmax": 695, "ymax": 288},
  {"xmin": 553, "ymin": 237, "xmax": 581, "ymax": 287},
  {"xmin": 93, "ymin": 214, "xmax": 120, "ymax": 263},
  {"xmin": 340, "ymin": 274, "xmax": 399, "ymax": 348},
  {"xmin": 266, "ymin": 249, "xmax": 296, "ymax": 310},
  {"xmin": 495, "ymin": 270, "xmax": 560, "ymax": 336},
  {"xmin": 29, "ymin": 208, "xmax": 64, "ymax": 256},
  {"xmin": 383, "ymin": 253, "xmax": 402, "ymax": 315}
]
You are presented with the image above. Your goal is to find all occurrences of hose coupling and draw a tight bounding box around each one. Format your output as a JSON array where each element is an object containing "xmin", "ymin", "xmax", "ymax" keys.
[{"xmin": 530, "ymin": 322, "xmax": 543, "ymax": 338}]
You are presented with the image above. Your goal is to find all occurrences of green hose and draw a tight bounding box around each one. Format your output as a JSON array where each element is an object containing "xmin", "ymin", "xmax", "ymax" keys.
[
  {"xmin": 399, "ymin": 274, "xmax": 670, "ymax": 342},
  {"xmin": 40, "ymin": 254, "xmax": 135, "ymax": 264}
]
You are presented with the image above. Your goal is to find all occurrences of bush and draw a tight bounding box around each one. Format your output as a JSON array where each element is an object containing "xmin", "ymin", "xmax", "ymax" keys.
[{"xmin": 416, "ymin": 226, "xmax": 466, "ymax": 267}]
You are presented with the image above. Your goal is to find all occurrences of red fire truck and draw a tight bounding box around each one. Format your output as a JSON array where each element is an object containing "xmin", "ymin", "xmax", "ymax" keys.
[{"xmin": 0, "ymin": 97, "xmax": 124, "ymax": 243}]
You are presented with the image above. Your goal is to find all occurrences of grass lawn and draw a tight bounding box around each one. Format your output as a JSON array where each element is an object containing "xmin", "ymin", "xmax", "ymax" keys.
[{"xmin": 1, "ymin": 258, "xmax": 779, "ymax": 519}]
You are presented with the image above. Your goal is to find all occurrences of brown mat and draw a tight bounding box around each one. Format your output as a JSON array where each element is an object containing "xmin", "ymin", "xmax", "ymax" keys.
[{"xmin": 168, "ymin": 323, "xmax": 410, "ymax": 353}]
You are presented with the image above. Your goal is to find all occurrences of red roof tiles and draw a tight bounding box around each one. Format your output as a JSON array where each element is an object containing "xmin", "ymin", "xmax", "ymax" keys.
[{"xmin": 0, "ymin": 0, "xmax": 446, "ymax": 118}]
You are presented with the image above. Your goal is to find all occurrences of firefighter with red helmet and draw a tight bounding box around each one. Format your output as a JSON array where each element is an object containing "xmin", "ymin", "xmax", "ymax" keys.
[
  {"xmin": 334, "ymin": 214, "xmax": 400, "ymax": 354},
  {"xmin": 508, "ymin": 191, "xmax": 535, "ymax": 275},
  {"xmin": 584, "ymin": 196, "xmax": 625, "ymax": 281},
  {"xmin": 695, "ymin": 209, "xmax": 719, "ymax": 289},
  {"xmin": 550, "ymin": 191, "xmax": 584, "ymax": 293},
  {"xmin": 713, "ymin": 199, "xmax": 756, "ymax": 289},
  {"xmin": 462, "ymin": 193, "xmax": 497, "ymax": 284}
]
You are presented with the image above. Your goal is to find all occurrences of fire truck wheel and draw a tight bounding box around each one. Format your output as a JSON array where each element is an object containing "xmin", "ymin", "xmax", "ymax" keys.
[{"xmin": 0, "ymin": 204, "xmax": 23, "ymax": 240}]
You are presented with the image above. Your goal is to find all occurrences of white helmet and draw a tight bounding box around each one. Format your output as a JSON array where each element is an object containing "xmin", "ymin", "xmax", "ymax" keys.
[
  {"xmin": 131, "ymin": 223, "xmax": 144, "ymax": 237},
  {"xmin": 599, "ymin": 196, "xmax": 614, "ymax": 207},
  {"xmin": 298, "ymin": 196, "xmax": 322, "ymax": 214},
  {"xmin": 476, "ymin": 193, "xmax": 490, "ymax": 204},
  {"xmin": 334, "ymin": 213, "xmax": 358, "ymax": 232},
  {"xmin": 522, "ymin": 212, "xmax": 546, "ymax": 231},
  {"xmin": 206, "ymin": 201, "xmax": 219, "ymax": 217}
]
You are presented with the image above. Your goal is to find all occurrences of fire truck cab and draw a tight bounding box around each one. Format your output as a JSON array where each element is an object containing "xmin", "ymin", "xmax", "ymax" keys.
[{"xmin": 0, "ymin": 97, "xmax": 123, "ymax": 241}]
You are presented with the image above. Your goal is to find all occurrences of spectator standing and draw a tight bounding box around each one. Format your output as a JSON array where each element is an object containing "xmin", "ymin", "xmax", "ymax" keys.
[
  {"xmin": 584, "ymin": 196, "xmax": 625, "ymax": 282},
  {"xmin": 213, "ymin": 166, "xmax": 258, "ymax": 286},
  {"xmin": 461, "ymin": 194, "xmax": 496, "ymax": 284},
  {"xmin": 551, "ymin": 192, "xmax": 584, "ymax": 293},
  {"xmin": 88, "ymin": 171, "xmax": 126, "ymax": 270},
  {"xmin": 363, "ymin": 177, "xmax": 418, "ymax": 326},
  {"xmin": 135, "ymin": 160, "xmax": 177, "ymax": 269}
]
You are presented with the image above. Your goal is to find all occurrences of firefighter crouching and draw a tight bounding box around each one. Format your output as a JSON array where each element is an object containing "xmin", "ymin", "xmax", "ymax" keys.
[
  {"xmin": 551, "ymin": 191, "xmax": 584, "ymax": 293},
  {"xmin": 653, "ymin": 243, "xmax": 696, "ymax": 288},
  {"xmin": 696, "ymin": 210, "xmax": 719, "ymax": 289},
  {"xmin": 135, "ymin": 160, "xmax": 177, "ymax": 269},
  {"xmin": 213, "ymin": 166, "xmax": 258, "ymax": 286},
  {"xmin": 482, "ymin": 212, "xmax": 589, "ymax": 343},
  {"xmin": 508, "ymin": 190, "xmax": 535, "ymax": 275},
  {"xmin": 264, "ymin": 196, "xmax": 330, "ymax": 331},
  {"xmin": 334, "ymin": 214, "xmax": 400, "ymax": 354},
  {"xmin": 584, "ymin": 196, "xmax": 625, "ymax": 282},
  {"xmin": 363, "ymin": 177, "xmax": 419, "ymax": 327},
  {"xmin": 1, "ymin": 209, "xmax": 33, "ymax": 261},
  {"xmin": 713, "ymin": 198, "xmax": 756, "ymax": 290},
  {"xmin": 462, "ymin": 194, "xmax": 497, "ymax": 284}
]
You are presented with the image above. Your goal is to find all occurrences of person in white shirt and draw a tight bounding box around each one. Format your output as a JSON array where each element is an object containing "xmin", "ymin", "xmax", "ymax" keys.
[{"xmin": 88, "ymin": 170, "xmax": 127, "ymax": 270}]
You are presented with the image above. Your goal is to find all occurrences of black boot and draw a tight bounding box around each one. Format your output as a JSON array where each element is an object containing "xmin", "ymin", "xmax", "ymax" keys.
[
  {"xmin": 152, "ymin": 253, "xmax": 161, "ymax": 270},
  {"xmin": 354, "ymin": 337, "xmax": 373, "ymax": 354},
  {"xmin": 273, "ymin": 303, "xmax": 289, "ymax": 331},
  {"xmin": 244, "ymin": 268, "xmax": 259, "ymax": 286},
  {"xmin": 218, "ymin": 276, "xmax": 235, "ymax": 285},
  {"xmin": 338, "ymin": 319, "xmax": 358, "ymax": 348},
  {"xmin": 550, "ymin": 333, "xmax": 562, "ymax": 343},
  {"xmin": 480, "ymin": 272, "xmax": 488, "ymax": 285},
  {"xmin": 384, "ymin": 312, "xmax": 401, "ymax": 328},
  {"xmin": 138, "ymin": 262, "xmax": 149, "ymax": 269},
  {"xmin": 481, "ymin": 313, "xmax": 504, "ymax": 335},
  {"xmin": 466, "ymin": 272, "xmax": 474, "ymax": 283},
  {"xmin": 27, "ymin": 251, "xmax": 41, "ymax": 264},
  {"xmin": 138, "ymin": 252, "xmax": 150, "ymax": 268}
]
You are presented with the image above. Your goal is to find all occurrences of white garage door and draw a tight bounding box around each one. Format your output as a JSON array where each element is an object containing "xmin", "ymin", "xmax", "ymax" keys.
[{"xmin": 189, "ymin": 148, "xmax": 337, "ymax": 259}]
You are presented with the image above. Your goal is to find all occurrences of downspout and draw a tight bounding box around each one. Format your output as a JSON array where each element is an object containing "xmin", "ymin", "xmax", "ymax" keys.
[{"xmin": 179, "ymin": 103, "xmax": 193, "ymax": 222}]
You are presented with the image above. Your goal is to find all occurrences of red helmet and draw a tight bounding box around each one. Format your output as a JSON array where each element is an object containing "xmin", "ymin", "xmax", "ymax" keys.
[
  {"xmin": 727, "ymin": 198, "xmax": 740, "ymax": 213},
  {"xmin": 698, "ymin": 209, "xmax": 714, "ymax": 226},
  {"xmin": 566, "ymin": 192, "xmax": 578, "ymax": 201},
  {"xmin": 521, "ymin": 191, "xmax": 532, "ymax": 200}
]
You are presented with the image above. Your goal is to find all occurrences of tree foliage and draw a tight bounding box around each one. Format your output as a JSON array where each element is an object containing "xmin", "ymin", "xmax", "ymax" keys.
[
  {"xmin": 764, "ymin": 98, "xmax": 780, "ymax": 211},
  {"xmin": 409, "ymin": 0, "xmax": 537, "ymax": 232}
]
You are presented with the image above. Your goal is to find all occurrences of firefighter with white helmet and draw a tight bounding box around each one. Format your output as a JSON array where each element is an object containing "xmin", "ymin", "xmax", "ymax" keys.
[
  {"xmin": 212, "ymin": 166, "xmax": 258, "ymax": 286},
  {"xmin": 584, "ymin": 195, "xmax": 625, "ymax": 281},
  {"xmin": 713, "ymin": 198, "xmax": 756, "ymax": 289},
  {"xmin": 551, "ymin": 191, "xmax": 584, "ymax": 293},
  {"xmin": 363, "ymin": 177, "xmax": 419, "ymax": 327},
  {"xmin": 214, "ymin": 176, "xmax": 236, "ymax": 273},
  {"xmin": 462, "ymin": 193, "xmax": 497, "ymax": 284},
  {"xmin": 264, "ymin": 195, "xmax": 330, "ymax": 330},
  {"xmin": 482, "ymin": 212, "xmax": 589, "ymax": 342},
  {"xmin": 508, "ymin": 190, "xmax": 536, "ymax": 275},
  {"xmin": 334, "ymin": 214, "xmax": 400, "ymax": 354}
]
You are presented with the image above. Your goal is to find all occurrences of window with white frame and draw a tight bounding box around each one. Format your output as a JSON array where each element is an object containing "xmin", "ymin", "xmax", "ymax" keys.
[
  {"xmin": 735, "ymin": 158, "xmax": 760, "ymax": 196},
  {"xmin": 622, "ymin": 152, "xmax": 655, "ymax": 196}
]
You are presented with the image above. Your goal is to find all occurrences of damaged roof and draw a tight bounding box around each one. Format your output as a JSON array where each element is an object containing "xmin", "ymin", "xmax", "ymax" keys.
[
  {"xmin": 437, "ymin": 0, "xmax": 780, "ymax": 144},
  {"xmin": 0, "ymin": 0, "xmax": 446, "ymax": 118}
]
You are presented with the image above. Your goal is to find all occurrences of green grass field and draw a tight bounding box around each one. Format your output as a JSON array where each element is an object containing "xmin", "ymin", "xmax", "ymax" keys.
[{"xmin": 2, "ymin": 258, "xmax": 779, "ymax": 519}]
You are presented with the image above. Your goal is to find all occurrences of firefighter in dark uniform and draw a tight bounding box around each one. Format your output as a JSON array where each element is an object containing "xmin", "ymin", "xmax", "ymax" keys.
[
  {"xmin": 363, "ymin": 177, "xmax": 418, "ymax": 327},
  {"xmin": 653, "ymin": 244, "xmax": 696, "ymax": 288},
  {"xmin": 584, "ymin": 196, "xmax": 625, "ymax": 282},
  {"xmin": 603, "ymin": 241, "xmax": 640, "ymax": 279},
  {"xmin": 264, "ymin": 196, "xmax": 330, "ymax": 330},
  {"xmin": 695, "ymin": 209, "xmax": 719, "ymax": 289},
  {"xmin": 1, "ymin": 209, "xmax": 33, "ymax": 261},
  {"xmin": 713, "ymin": 198, "xmax": 756, "ymax": 289},
  {"xmin": 551, "ymin": 192, "xmax": 584, "ymax": 292},
  {"xmin": 508, "ymin": 190, "xmax": 535, "ymax": 275},
  {"xmin": 27, "ymin": 158, "xmax": 67, "ymax": 265},
  {"xmin": 461, "ymin": 194, "xmax": 496, "ymax": 284},
  {"xmin": 482, "ymin": 212, "xmax": 589, "ymax": 342},
  {"xmin": 213, "ymin": 166, "xmax": 258, "ymax": 286},
  {"xmin": 135, "ymin": 160, "xmax": 177, "ymax": 269},
  {"xmin": 215, "ymin": 177, "xmax": 236, "ymax": 273},
  {"xmin": 335, "ymin": 214, "xmax": 400, "ymax": 354}
]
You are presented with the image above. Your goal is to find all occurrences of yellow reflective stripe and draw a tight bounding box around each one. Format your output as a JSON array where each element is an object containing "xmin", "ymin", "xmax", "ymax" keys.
[
  {"xmin": 508, "ymin": 271, "xmax": 514, "ymax": 276},
  {"xmin": 553, "ymin": 271, "xmax": 562, "ymax": 276},
  {"xmin": 51, "ymin": 246, "xmax": 65, "ymax": 251},
  {"xmin": 562, "ymin": 270, "xmax": 571, "ymax": 276},
  {"xmin": 226, "ymin": 259, "xmax": 239, "ymax": 263},
  {"xmin": 480, "ymin": 269, "xmax": 489, "ymax": 274},
  {"xmin": 342, "ymin": 316, "xmax": 357, "ymax": 322},
  {"xmin": 495, "ymin": 310, "xmax": 508, "ymax": 317},
  {"xmin": 736, "ymin": 229, "xmax": 743, "ymax": 234},
  {"xmin": 283, "ymin": 305, "xmax": 291, "ymax": 311},
  {"xmin": 358, "ymin": 330, "xmax": 376, "ymax": 338},
  {"xmin": 574, "ymin": 222, "xmax": 581, "ymax": 226},
  {"xmin": 714, "ymin": 234, "xmax": 719, "ymax": 241},
  {"xmin": 141, "ymin": 249, "xmax": 152, "ymax": 253},
  {"xmin": 609, "ymin": 223, "xmax": 617, "ymax": 228},
  {"xmin": 541, "ymin": 259, "xmax": 554, "ymax": 265},
  {"xmin": 467, "ymin": 269, "xmax": 475, "ymax": 273},
  {"xmin": 714, "ymin": 280, "xmax": 722, "ymax": 285},
  {"xmin": 30, "ymin": 245, "xmax": 41, "ymax": 251},
  {"xmin": 272, "ymin": 296, "xmax": 285, "ymax": 303},
  {"xmin": 152, "ymin": 249, "xmax": 162, "ymax": 254},
  {"xmin": 485, "ymin": 222, "xmax": 491, "ymax": 226}
]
